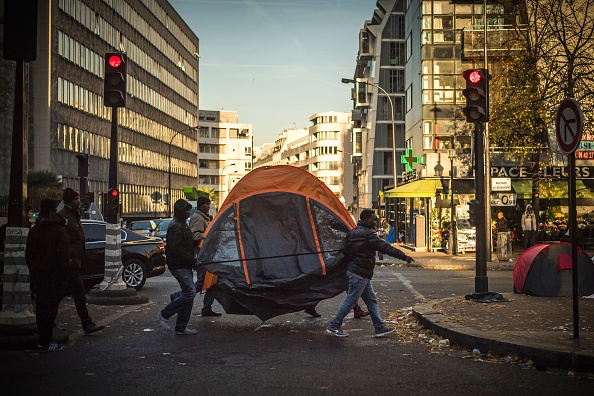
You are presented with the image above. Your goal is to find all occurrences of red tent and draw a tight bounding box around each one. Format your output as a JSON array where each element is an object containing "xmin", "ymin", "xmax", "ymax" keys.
[
  {"xmin": 513, "ymin": 242, "xmax": 594, "ymax": 296},
  {"xmin": 197, "ymin": 165, "xmax": 356, "ymax": 320}
]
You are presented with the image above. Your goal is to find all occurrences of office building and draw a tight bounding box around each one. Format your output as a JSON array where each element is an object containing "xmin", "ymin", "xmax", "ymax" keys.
[{"xmin": 0, "ymin": 0, "xmax": 199, "ymax": 221}]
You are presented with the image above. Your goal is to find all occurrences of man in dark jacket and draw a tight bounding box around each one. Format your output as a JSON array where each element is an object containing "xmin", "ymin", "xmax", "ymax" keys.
[
  {"xmin": 58, "ymin": 188, "xmax": 104, "ymax": 335},
  {"xmin": 26, "ymin": 199, "xmax": 70, "ymax": 352},
  {"xmin": 158, "ymin": 199, "xmax": 197, "ymax": 335},
  {"xmin": 327, "ymin": 209, "xmax": 414, "ymax": 337}
]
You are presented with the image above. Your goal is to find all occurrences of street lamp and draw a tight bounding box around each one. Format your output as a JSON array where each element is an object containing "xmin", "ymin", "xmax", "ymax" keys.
[
  {"xmin": 220, "ymin": 163, "xmax": 236, "ymax": 203},
  {"xmin": 341, "ymin": 77, "xmax": 397, "ymax": 234},
  {"xmin": 448, "ymin": 148, "xmax": 457, "ymax": 255},
  {"xmin": 168, "ymin": 125, "xmax": 198, "ymax": 217}
]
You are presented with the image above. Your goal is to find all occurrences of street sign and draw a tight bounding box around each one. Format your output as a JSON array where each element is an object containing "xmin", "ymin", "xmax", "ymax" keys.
[
  {"xmin": 556, "ymin": 99, "xmax": 584, "ymax": 154},
  {"xmin": 491, "ymin": 177, "xmax": 511, "ymax": 191},
  {"xmin": 150, "ymin": 191, "xmax": 162, "ymax": 203},
  {"xmin": 490, "ymin": 192, "xmax": 516, "ymax": 207}
]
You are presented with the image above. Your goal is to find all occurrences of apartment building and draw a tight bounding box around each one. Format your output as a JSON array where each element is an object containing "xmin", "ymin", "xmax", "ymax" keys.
[
  {"xmin": 198, "ymin": 110, "xmax": 253, "ymax": 205},
  {"xmin": 254, "ymin": 111, "xmax": 353, "ymax": 206},
  {"xmin": 0, "ymin": 0, "xmax": 199, "ymax": 220}
]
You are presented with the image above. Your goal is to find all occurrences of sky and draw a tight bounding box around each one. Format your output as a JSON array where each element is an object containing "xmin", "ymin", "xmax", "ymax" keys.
[{"xmin": 168, "ymin": 0, "xmax": 377, "ymax": 147}]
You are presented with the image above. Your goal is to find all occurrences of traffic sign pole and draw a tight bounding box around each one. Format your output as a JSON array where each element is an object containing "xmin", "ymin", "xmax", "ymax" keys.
[{"xmin": 556, "ymin": 98, "xmax": 584, "ymax": 340}]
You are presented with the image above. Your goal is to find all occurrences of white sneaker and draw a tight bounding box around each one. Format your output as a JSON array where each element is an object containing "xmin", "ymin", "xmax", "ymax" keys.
[
  {"xmin": 175, "ymin": 327, "xmax": 197, "ymax": 335},
  {"xmin": 158, "ymin": 312, "xmax": 172, "ymax": 331}
]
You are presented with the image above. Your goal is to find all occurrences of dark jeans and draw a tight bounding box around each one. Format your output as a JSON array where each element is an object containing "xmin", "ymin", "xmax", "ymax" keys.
[
  {"xmin": 162, "ymin": 269, "xmax": 196, "ymax": 331},
  {"xmin": 523, "ymin": 230, "xmax": 536, "ymax": 249},
  {"xmin": 35, "ymin": 289, "xmax": 63, "ymax": 346},
  {"xmin": 66, "ymin": 267, "xmax": 93, "ymax": 329},
  {"xmin": 171, "ymin": 267, "xmax": 215, "ymax": 314}
]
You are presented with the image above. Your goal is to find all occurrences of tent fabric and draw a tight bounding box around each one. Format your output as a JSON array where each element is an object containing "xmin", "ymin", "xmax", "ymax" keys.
[
  {"xmin": 384, "ymin": 179, "xmax": 443, "ymax": 198},
  {"xmin": 198, "ymin": 165, "xmax": 355, "ymax": 321},
  {"xmin": 513, "ymin": 242, "xmax": 594, "ymax": 296}
]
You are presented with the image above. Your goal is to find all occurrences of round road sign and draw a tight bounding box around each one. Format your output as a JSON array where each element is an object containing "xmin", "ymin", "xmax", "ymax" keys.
[{"xmin": 556, "ymin": 98, "xmax": 583, "ymax": 154}]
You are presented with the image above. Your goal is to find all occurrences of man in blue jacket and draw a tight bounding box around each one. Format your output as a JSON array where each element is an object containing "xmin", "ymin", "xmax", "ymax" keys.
[{"xmin": 327, "ymin": 209, "xmax": 414, "ymax": 337}]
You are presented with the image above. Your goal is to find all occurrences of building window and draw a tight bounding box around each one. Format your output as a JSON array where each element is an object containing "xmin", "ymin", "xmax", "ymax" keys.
[{"xmin": 406, "ymin": 84, "xmax": 413, "ymax": 112}]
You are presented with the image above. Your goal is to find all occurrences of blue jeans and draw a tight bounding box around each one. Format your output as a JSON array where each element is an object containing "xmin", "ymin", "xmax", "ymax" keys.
[
  {"xmin": 170, "ymin": 268, "xmax": 215, "ymax": 313},
  {"xmin": 330, "ymin": 272, "xmax": 383, "ymax": 330},
  {"xmin": 161, "ymin": 269, "xmax": 196, "ymax": 331}
]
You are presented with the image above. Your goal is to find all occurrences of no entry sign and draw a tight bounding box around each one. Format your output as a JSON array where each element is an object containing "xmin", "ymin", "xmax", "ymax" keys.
[{"xmin": 556, "ymin": 98, "xmax": 583, "ymax": 154}]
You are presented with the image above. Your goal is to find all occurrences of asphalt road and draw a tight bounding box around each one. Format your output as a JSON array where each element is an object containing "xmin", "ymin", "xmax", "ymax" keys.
[{"xmin": 1, "ymin": 267, "xmax": 592, "ymax": 395}]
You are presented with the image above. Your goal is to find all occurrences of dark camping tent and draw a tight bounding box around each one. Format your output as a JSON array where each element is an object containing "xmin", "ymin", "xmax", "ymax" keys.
[
  {"xmin": 197, "ymin": 165, "xmax": 356, "ymax": 321},
  {"xmin": 513, "ymin": 242, "xmax": 594, "ymax": 296}
]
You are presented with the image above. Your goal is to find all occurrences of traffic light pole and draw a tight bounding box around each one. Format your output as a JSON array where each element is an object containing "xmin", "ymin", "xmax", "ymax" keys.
[
  {"xmin": 108, "ymin": 107, "xmax": 119, "ymax": 225},
  {"xmin": 474, "ymin": 122, "xmax": 488, "ymax": 292}
]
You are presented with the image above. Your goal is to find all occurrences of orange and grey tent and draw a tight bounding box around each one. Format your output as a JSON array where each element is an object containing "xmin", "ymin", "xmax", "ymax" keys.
[
  {"xmin": 513, "ymin": 242, "xmax": 594, "ymax": 296},
  {"xmin": 197, "ymin": 165, "xmax": 356, "ymax": 321}
]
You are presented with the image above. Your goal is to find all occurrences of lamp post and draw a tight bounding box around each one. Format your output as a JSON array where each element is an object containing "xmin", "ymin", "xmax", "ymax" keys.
[
  {"xmin": 341, "ymin": 77, "xmax": 397, "ymax": 233},
  {"xmin": 168, "ymin": 125, "xmax": 198, "ymax": 217},
  {"xmin": 220, "ymin": 163, "xmax": 236, "ymax": 203},
  {"xmin": 448, "ymin": 148, "xmax": 457, "ymax": 255}
]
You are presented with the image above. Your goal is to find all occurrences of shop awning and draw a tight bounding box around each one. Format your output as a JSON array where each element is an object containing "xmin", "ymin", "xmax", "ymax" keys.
[
  {"xmin": 512, "ymin": 180, "xmax": 594, "ymax": 199},
  {"xmin": 384, "ymin": 179, "xmax": 443, "ymax": 198}
]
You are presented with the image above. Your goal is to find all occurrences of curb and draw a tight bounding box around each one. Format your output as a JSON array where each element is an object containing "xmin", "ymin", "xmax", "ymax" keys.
[{"xmin": 412, "ymin": 299, "xmax": 594, "ymax": 372}]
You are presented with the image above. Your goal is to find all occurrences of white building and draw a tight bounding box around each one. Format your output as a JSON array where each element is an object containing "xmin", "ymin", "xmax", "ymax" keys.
[
  {"xmin": 198, "ymin": 110, "xmax": 253, "ymax": 205},
  {"xmin": 254, "ymin": 111, "xmax": 353, "ymax": 206}
]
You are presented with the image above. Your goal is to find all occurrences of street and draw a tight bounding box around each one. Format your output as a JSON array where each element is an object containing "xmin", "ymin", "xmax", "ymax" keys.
[{"xmin": 1, "ymin": 267, "xmax": 592, "ymax": 395}]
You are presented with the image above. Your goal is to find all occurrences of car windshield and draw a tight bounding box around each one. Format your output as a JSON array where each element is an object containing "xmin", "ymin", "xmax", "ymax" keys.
[{"xmin": 157, "ymin": 220, "xmax": 172, "ymax": 231}]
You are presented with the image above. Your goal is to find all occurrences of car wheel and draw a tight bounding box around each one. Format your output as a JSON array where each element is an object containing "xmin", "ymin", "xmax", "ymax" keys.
[{"xmin": 122, "ymin": 258, "xmax": 147, "ymax": 290}]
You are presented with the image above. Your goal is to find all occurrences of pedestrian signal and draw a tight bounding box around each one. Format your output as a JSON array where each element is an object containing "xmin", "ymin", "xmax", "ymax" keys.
[{"xmin": 108, "ymin": 188, "xmax": 120, "ymax": 216}]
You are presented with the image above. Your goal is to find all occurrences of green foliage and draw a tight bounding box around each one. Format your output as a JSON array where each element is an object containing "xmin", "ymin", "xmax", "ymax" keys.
[{"xmin": 27, "ymin": 170, "xmax": 63, "ymax": 211}]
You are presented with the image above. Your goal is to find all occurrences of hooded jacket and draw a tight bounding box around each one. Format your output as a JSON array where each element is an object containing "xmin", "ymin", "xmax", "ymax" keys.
[
  {"xmin": 25, "ymin": 213, "xmax": 70, "ymax": 293},
  {"xmin": 166, "ymin": 199, "xmax": 195, "ymax": 270},
  {"xmin": 58, "ymin": 204, "xmax": 86, "ymax": 269},
  {"xmin": 344, "ymin": 220, "xmax": 409, "ymax": 279}
]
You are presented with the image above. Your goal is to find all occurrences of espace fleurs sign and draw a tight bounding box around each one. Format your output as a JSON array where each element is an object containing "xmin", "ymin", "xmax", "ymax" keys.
[{"xmin": 491, "ymin": 166, "xmax": 594, "ymax": 179}]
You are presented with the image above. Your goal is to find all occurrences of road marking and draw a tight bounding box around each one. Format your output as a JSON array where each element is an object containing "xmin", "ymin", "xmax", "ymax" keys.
[
  {"xmin": 393, "ymin": 273, "xmax": 426, "ymax": 301},
  {"xmin": 64, "ymin": 302, "xmax": 155, "ymax": 343}
]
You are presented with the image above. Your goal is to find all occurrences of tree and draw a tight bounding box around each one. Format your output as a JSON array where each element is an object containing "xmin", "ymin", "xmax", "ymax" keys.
[
  {"xmin": 489, "ymin": 0, "xmax": 594, "ymax": 223},
  {"xmin": 27, "ymin": 171, "xmax": 63, "ymax": 212}
]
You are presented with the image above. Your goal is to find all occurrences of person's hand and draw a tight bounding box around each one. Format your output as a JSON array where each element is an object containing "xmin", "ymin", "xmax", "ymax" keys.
[{"xmin": 406, "ymin": 256, "xmax": 414, "ymax": 264}]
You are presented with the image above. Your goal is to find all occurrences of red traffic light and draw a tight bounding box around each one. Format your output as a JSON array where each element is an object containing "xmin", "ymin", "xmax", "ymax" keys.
[
  {"xmin": 108, "ymin": 55, "xmax": 123, "ymax": 68},
  {"xmin": 468, "ymin": 70, "xmax": 482, "ymax": 84},
  {"xmin": 110, "ymin": 188, "xmax": 119, "ymax": 197}
]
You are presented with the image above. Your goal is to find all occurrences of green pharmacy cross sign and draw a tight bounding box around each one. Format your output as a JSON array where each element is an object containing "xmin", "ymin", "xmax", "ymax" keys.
[{"xmin": 401, "ymin": 148, "xmax": 423, "ymax": 172}]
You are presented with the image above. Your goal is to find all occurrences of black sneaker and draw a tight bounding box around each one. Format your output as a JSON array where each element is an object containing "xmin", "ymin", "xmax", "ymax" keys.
[
  {"xmin": 326, "ymin": 326, "xmax": 349, "ymax": 337},
  {"xmin": 37, "ymin": 342, "xmax": 63, "ymax": 352},
  {"xmin": 374, "ymin": 326, "xmax": 395, "ymax": 337},
  {"xmin": 201, "ymin": 310, "xmax": 222, "ymax": 317}
]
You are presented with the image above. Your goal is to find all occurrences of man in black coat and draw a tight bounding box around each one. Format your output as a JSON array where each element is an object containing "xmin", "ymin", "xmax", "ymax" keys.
[
  {"xmin": 327, "ymin": 209, "xmax": 414, "ymax": 337},
  {"xmin": 26, "ymin": 199, "xmax": 69, "ymax": 352},
  {"xmin": 58, "ymin": 188, "xmax": 104, "ymax": 335},
  {"xmin": 158, "ymin": 199, "xmax": 198, "ymax": 335}
]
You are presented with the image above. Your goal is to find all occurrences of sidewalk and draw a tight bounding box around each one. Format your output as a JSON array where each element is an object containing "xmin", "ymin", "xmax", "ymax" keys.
[{"xmin": 379, "ymin": 248, "xmax": 594, "ymax": 372}]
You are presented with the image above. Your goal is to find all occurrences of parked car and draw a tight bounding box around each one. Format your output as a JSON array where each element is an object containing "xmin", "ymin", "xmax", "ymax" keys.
[
  {"xmin": 151, "ymin": 218, "xmax": 173, "ymax": 244},
  {"xmin": 128, "ymin": 220, "xmax": 157, "ymax": 237},
  {"xmin": 82, "ymin": 220, "xmax": 166, "ymax": 291},
  {"xmin": 0, "ymin": 220, "xmax": 167, "ymax": 298}
]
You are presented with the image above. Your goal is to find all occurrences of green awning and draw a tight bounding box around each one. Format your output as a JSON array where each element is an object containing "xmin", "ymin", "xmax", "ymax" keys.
[
  {"xmin": 384, "ymin": 179, "xmax": 443, "ymax": 198},
  {"xmin": 512, "ymin": 180, "xmax": 594, "ymax": 199}
]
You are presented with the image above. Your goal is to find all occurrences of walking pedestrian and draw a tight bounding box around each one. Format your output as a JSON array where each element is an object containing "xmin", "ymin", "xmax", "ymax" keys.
[
  {"xmin": 327, "ymin": 209, "xmax": 414, "ymax": 337},
  {"xmin": 521, "ymin": 204, "xmax": 537, "ymax": 249},
  {"xmin": 58, "ymin": 188, "xmax": 104, "ymax": 335},
  {"xmin": 158, "ymin": 199, "xmax": 198, "ymax": 335},
  {"xmin": 496, "ymin": 211, "xmax": 510, "ymax": 261},
  {"xmin": 26, "ymin": 199, "xmax": 69, "ymax": 352},
  {"xmin": 189, "ymin": 196, "xmax": 221, "ymax": 317}
]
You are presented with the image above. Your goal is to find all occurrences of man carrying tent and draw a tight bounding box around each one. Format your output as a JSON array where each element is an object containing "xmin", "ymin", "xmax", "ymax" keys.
[{"xmin": 327, "ymin": 209, "xmax": 414, "ymax": 337}]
